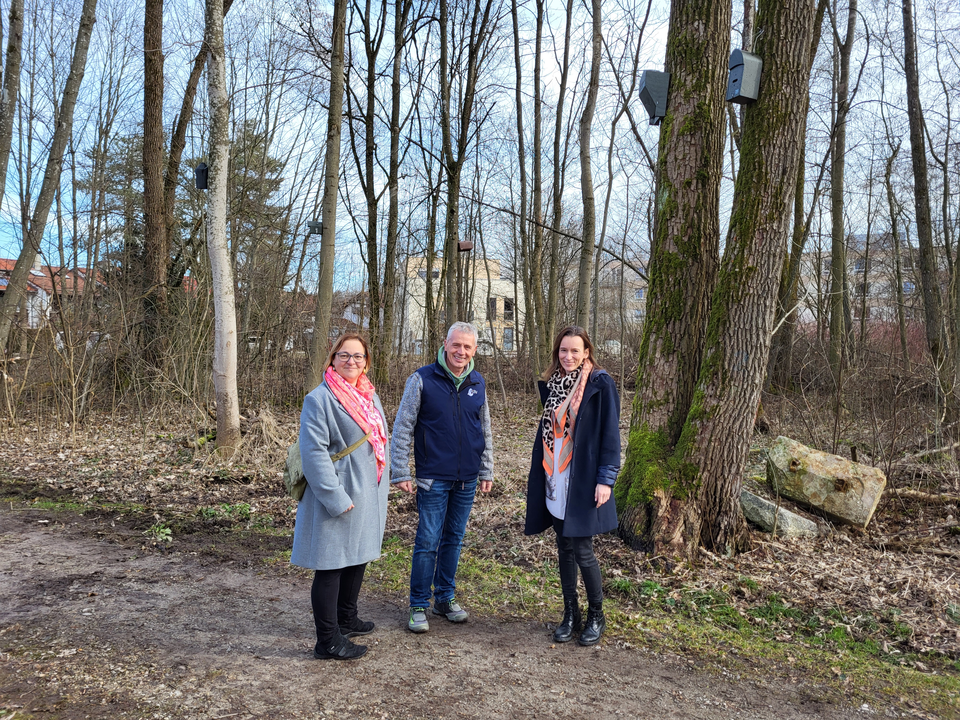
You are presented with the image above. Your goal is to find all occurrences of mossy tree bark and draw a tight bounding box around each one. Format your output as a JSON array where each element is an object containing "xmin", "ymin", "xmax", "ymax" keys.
[
  {"xmin": 618, "ymin": 0, "xmax": 817, "ymax": 558},
  {"xmin": 616, "ymin": 0, "xmax": 729, "ymax": 554},
  {"xmin": 676, "ymin": 0, "xmax": 815, "ymax": 554}
]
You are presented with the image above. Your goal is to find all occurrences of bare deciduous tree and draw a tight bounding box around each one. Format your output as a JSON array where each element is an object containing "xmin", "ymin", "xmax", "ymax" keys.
[
  {"xmin": 205, "ymin": 0, "xmax": 240, "ymax": 455},
  {"xmin": 0, "ymin": 0, "xmax": 98, "ymax": 355},
  {"xmin": 308, "ymin": 0, "xmax": 347, "ymax": 390}
]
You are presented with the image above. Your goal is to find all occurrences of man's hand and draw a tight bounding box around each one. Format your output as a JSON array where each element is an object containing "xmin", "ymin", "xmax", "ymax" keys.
[
  {"xmin": 479, "ymin": 480, "xmax": 493, "ymax": 493},
  {"xmin": 395, "ymin": 481, "xmax": 415, "ymax": 494},
  {"xmin": 595, "ymin": 484, "xmax": 611, "ymax": 507}
]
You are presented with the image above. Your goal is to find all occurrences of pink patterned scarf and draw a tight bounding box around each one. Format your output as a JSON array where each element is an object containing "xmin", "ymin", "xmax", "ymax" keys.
[{"xmin": 323, "ymin": 366, "xmax": 387, "ymax": 482}]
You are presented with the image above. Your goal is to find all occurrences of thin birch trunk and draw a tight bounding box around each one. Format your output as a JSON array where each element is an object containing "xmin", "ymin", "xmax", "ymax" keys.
[{"xmin": 205, "ymin": 0, "xmax": 240, "ymax": 455}]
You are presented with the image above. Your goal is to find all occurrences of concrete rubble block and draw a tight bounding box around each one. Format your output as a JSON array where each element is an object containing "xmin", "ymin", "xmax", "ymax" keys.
[
  {"xmin": 740, "ymin": 490, "xmax": 819, "ymax": 537},
  {"xmin": 766, "ymin": 436, "xmax": 887, "ymax": 529}
]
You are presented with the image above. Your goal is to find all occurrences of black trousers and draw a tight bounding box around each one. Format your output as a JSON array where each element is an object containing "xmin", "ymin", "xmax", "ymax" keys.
[
  {"xmin": 552, "ymin": 516, "xmax": 603, "ymax": 606},
  {"xmin": 311, "ymin": 563, "xmax": 367, "ymax": 644}
]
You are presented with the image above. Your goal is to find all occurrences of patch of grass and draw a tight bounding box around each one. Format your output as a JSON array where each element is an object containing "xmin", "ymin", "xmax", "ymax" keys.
[
  {"xmin": 608, "ymin": 577, "xmax": 636, "ymax": 595},
  {"xmin": 29, "ymin": 498, "xmax": 89, "ymax": 512},
  {"xmin": 264, "ymin": 548, "xmax": 292, "ymax": 564},
  {"xmin": 251, "ymin": 513, "xmax": 276, "ymax": 531},
  {"xmin": 947, "ymin": 603, "xmax": 960, "ymax": 624},
  {"xmin": 749, "ymin": 593, "xmax": 803, "ymax": 623},
  {"xmin": 144, "ymin": 522, "xmax": 172, "ymax": 543},
  {"xmin": 197, "ymin": 502, "xmax": 255, "ymax": 527},
  {"xmin": 639, "ymin": 579, "xmax": 666, "ymax": 596},
  {"xmin": 366, "ymin": 535, "xmax": 414, "ymax": 596},
  {"xmin": 738, "ymin": 575, "xmax": 760, "ymax": 593}
]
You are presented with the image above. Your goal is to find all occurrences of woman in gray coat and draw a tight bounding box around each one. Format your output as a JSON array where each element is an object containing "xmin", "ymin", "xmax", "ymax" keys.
[{"xmin": 291, "ymin": 333, "xmax": 390, "ymax": 660}]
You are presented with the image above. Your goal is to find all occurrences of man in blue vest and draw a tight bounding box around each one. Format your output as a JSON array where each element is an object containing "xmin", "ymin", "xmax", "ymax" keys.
[{"xmin": 391, "ymin": 322, "xmax": 494, "ymax": 633}]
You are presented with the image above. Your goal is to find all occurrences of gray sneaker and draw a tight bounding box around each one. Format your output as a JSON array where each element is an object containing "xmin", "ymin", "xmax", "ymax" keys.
[
  {"xmin": 433, "ymin": 599, "xmax": 469, "ymax": 623},
  {"xmin": 408, "ymin": 606, "xmax": 429, "ymax": 633}
]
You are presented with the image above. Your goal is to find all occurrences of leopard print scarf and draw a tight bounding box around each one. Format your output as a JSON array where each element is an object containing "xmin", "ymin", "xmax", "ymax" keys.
[{"xmin": 541, "ymin": 359, "xmax": 592, "ymax": 500}]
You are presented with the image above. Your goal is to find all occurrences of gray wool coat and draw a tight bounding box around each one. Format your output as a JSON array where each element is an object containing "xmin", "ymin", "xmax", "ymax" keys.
[{"xmin": 290, "ymin": 381, "xmax": 390, "ymax": 571}]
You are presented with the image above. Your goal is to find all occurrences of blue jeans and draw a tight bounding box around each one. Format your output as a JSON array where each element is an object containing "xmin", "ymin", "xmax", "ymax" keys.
[{"xmin": 410, "ymin": 478, "xmax": 478, "ymax": 608}]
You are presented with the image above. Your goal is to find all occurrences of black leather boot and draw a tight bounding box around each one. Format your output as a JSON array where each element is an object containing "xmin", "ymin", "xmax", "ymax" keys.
[
  {"xmin": 552, "ymin": 597, "xmax": 582, "ymax": 643},
  {"xmin": 577, "ymin": 603, "xmax": 605, "ymax": 646}
]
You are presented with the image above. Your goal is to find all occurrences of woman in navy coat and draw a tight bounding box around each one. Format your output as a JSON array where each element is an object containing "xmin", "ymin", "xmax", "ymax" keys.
[{"xmin": 525, "ymin": 326, "xmax": 621, "ymax": 645}]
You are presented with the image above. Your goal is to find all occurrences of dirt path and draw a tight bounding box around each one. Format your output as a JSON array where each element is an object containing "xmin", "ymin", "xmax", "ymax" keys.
[{"xmin": 0, "ymin": 508, "xmax": 894, "ymax": 719}]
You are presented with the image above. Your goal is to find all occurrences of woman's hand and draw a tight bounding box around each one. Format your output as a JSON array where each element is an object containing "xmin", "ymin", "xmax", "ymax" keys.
[
  {"xmin": 395, "ymin": 481, "xmax": 415, "ymax": 494},
  {"xmin": 594, "ymin": 484, "xmax": 611, "ymax": 508}
]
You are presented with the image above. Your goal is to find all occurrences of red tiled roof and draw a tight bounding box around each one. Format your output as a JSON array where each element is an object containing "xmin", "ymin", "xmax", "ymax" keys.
[{"xmin": 0, "ymin": 259, "xmax": 106, "ymax": 296}]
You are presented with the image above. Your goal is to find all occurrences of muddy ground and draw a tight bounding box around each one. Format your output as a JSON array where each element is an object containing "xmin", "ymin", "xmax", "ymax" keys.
[{"xmin": 0, "ymin": 504, "xmax": 913, "ymax": 720}]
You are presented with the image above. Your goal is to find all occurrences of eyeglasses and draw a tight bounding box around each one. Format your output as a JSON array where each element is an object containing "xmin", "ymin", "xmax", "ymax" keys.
[{"xmin": 335, "ymin": 352, "xmax": 367, "ymax": 363}]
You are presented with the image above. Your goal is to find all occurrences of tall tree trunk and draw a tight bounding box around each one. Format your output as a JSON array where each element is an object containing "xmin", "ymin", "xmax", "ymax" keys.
[
  {"xmin": 679, "ymin": 0, "xmax": 815, "ymax": 555},
  {"xmin": 884, "ymin": 145, "xmax": 911, "ymax": 371},
  {"xmin": 902, "ymin": 0, "xmax": 952, "ymax": 430},
  {"xmin": 438, "ymin": 0, "xmax": 497, "ymax": 327},
  {"xmin": 0, "ymin": 0, "xmax": 97, "ymax": 354},
  {"xmin": 531, "ymin": 0, "xmax": 546, "ymax": 373},
  {"xmin": 307, "ymin": 0, "xmax": 347, "ymax": 390},
  {"xmin": 827, "ymin": 0, "xmax": 857, "ymax": 385},
  {"xmin": 379, "ymin": 0, "xmax": 412, "ymax": 387},
  {"xmin": 616, "ymin": 0, "xmax": 730, "ymax": 551},
  {"xmin": 510, "ymin": 0, "xmax": 533, "ymax": 373},
  {"xmin": 0, "ymin": 0, "xmax": 23, "ymax": 198},
  {"xmin": 619, "ymin": 0, "xmax": 815, "ymax": 559},
  {"xmin": 767, "ymin": 0, "xmax": 827, "ymax": 390},
  {"xmin": 205, "ymin": 0, "xmax": 240, "ymax": 456},
  {"xmin": 344, "ymin": 0, "xmax": 388, "ymax": 383},
  {"xmin": 574, "ymin": 0, "xmax": 601, "ymax": 328},
  {"xmin": 545, "ymin": 0, "xmax": 574, "ymax": 355},
  {"xmin": 142, "ymin": 0, "xmax": 166, "ymax": 366}
]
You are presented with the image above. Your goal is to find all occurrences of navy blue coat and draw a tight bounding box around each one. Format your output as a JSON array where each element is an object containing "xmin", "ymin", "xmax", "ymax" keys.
[{"xmin": 524, "ymin": 369, "xmax": 621, "ymax": 538}]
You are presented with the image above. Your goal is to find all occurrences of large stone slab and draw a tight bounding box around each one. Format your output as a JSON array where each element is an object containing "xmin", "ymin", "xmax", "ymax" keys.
[
  {"xmin": 766, "ymin": 436, "xmax": 886, "ymax": 528},
  {"xmin": 740, "ymin": 490, "xmax": 819, "ymax": 537}
]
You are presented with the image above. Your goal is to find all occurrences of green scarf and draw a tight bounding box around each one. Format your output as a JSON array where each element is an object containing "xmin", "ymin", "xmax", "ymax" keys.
[{"xmin": 437, "ymin": 346, "xmax": 474, "ymax": 389}]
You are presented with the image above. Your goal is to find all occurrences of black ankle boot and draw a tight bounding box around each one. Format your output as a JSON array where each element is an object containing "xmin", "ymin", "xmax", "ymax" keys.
[
  {"xmin": 552, "ymin": 598, "xmax": 582, "ymax": 643},
  {"xmin": 577, "ymin": 603, "xmax": 605, "ymax": 646}
]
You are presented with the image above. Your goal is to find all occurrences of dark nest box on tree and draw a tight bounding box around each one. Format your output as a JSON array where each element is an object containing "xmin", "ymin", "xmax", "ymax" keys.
[
  {"xmin": 457, "ymin": 240, "xmax": 474, "ymax": 252},
  {"xmin": 194, "ymin": 162, "xmax": 208, "ymax": 190},
  {"xmin": 307, "ymin": 220, "xmax": 322, "ymax": 235},
  {"xmin": 726, "ymin": 49, "xmax": 762, "ymax": 104},
  {"xmin": 638, "ymin": 70, "xmax": 670, "ymax": 126}
]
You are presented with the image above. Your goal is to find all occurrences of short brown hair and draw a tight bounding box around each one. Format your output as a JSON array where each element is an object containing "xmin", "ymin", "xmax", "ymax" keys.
[
  {"xmin": 542, "ymin": 325, "xmax": 601, "ymax": 379},
  {"xmin": 326, "ymin": 333, "xmax": 372, "ymax": 374}
]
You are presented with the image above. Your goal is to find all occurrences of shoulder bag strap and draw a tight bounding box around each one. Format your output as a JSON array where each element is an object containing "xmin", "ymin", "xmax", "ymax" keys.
[{"xmin": 330, "ymin": 431, "xmax": 372, "ymax": 462}]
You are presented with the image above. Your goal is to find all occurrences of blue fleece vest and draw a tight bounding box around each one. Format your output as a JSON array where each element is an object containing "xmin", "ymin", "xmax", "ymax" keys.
[{"xmin": 413, "ymin": 362, "xmax": 486, "ymax": 481}]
